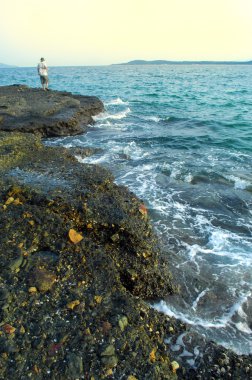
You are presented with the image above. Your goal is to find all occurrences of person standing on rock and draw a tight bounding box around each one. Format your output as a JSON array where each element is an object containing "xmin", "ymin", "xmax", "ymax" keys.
[{"xmin": 37, "ymin": 58, "xmax": 49, "ymax": 91}]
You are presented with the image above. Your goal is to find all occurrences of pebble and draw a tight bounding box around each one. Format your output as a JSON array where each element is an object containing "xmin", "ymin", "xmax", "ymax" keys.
[
  {"xmin": 32, "ymin": 268, "xmax": 56, "ymax": 292},
  {"xmin": 101, "ymin": 345, "xmax": 115, "ymax": 356},
  {"xmin": 102, "ymin": 355, "xmax": 118, "ymax": 369},
  {"xmin": 118, "ymin": 316, "xmax": 128, "ymax": 332}
]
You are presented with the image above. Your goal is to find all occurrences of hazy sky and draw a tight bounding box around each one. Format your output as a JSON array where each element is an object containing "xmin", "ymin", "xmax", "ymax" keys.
[{"xmin": 2, "ymin": 0, "xmax": 252, "ymax": 66}]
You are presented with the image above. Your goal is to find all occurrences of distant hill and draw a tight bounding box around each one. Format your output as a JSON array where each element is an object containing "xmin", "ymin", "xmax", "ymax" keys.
[
  {"xmin": 116, "ymin": 59, "xmax": 252, "ymax": 65},
  {"xmin": 0, "ymin": 63, "xmax": 17, "ymax": 68}
]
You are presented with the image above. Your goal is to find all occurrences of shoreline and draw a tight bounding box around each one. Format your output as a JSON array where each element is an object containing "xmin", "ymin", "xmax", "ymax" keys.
[{"xmin": 0, "ymin": 85, "xmax": 251, "ymax": 379}]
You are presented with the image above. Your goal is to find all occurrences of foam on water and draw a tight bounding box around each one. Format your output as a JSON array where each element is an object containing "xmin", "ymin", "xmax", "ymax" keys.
[
  {"xmin": 105, "ymin": 97, "xmax": 129, "ymax": 106},
  {"xmin": 141, "ymin": 115, "xmax": 161, "ymax": 123},
  {"xmin": 93, "ymin": 107, "xmax": 131, "ymax": 121},
  {"xmin": 153, "ymin": 291, "xmax": 251, "ymax": 330},
  {"xmin": 225, "ymin": 174, "xmax": 251, "ymax": 190}
]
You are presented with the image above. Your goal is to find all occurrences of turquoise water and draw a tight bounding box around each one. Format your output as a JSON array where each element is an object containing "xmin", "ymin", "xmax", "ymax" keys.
[{"xmin": 1, "ymin": 65, "xmax": 252, "ymax": 355}]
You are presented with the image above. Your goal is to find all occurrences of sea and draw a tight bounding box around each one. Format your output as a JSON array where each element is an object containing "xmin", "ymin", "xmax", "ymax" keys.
[{"xmin": 1, "ymin": 64, "xmax": 252, "ymax": 357}]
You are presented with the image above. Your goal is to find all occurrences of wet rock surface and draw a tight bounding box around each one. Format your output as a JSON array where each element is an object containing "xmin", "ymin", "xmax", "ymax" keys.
[
  {"xmin": 0, "ymin": 86, "xmax": 251, "ymax": 379},
  {"xmin": 0, "ymin": 85, "xmax": 104, "ymax": 137}
]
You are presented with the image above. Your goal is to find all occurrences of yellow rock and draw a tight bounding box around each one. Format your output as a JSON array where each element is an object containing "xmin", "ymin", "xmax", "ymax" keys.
[
  {"xmin": 139, "ymin": 204, "xmax": 147, "ymax": 215},
  {"xmin": 85, "ymin": 328, "xmax": 91, "ymax": 335},
  {"xmin": 20, "ymin": 326, "xmax": 26, "ymax": 334},
  {"xmin": 118, "ymin": 316, "xmax": 128, "ymax": 332},
  {"xmin": 28, "ymin": 287, "xmax": 37, "ymax": 293},
  {"xmin": 94, "ymin": 295, "xmax": 102, "ymax": 304},
  {"xmin": 13, "ymin": 198, "xmax": 23, "ymax": 205},
  {"xmin": 171, "ymin": 360, "xmax": 179, "ymax": 373},
  {"xmin": 149, "ymin": 347, "xmax": 157, "ymax": 363},
  {"xmin": 105, "ymin": 368, "xmax": 113, "ymax": 376},
  {"xmin": 5, "ymin": 197, "xmax": 14, "ymax": 205},
  {"xmin": 3, "ymin": 324, "xmax": 16, "ymax": 334},
  {"xmin": 68, "ymin": 228, "xmax": 83, "ymax": 244},
  {"xmin": 127, "ymin": 376, "xmax": 138, "ymax": 380},
  {"xmin": 67, "ymin": 300, "xmax": 80, "ymax": 310}
]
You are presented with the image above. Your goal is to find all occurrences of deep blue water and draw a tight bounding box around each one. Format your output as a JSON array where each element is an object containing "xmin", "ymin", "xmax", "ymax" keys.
[{"xmin": 1, "ymin": 65, "xmax": 252, "ymax": 356}]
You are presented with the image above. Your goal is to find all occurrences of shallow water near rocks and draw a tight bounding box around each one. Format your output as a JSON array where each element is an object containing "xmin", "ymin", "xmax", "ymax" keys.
[{"xmin": 2, "ymin": 64, "xmax": 252, "ymax": 355}]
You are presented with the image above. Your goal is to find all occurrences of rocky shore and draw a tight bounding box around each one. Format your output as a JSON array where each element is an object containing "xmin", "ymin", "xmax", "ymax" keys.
[{"xmin": 0, "ymin": 85, "xmax": 251, "ymax": 379}]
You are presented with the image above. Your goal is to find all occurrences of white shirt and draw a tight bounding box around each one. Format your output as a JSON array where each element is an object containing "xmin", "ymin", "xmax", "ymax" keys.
[{"xmin": 37, "ymin": 61, "xmax": 48, "ymax": 76}]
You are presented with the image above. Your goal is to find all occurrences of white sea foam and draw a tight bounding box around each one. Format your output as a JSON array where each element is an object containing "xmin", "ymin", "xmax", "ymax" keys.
[
  {"xmin": 226, "ymin": 174, "xmax": 251, "ymax": 190},
  {"xmin": 184, "ymin": 173, "xmax": 193, "ymax": 183},
  {"xmin": 153, "ymin": 293, "xmax": 251, "ymax": 330},
  {"xmin": 93, "ymin": 107, "xmax": 131, "ymax": 121},
  {"xmin": 94, "ymin": 120, "xmax": 114, "ymax": 128},
  {"xmin": 141, "ymin": 115, "xmax": 161, "ymax": 123},
  {"xmin": 122, "ymin": 141, "xmax": 149, "ymax": 161},
  {"xmin": 192, "ymin": 288, "xmax": 210, "ymax": 310},
  {"xmin": 105, "ymin": 97, "xmax": 129, "ymax": 106}
]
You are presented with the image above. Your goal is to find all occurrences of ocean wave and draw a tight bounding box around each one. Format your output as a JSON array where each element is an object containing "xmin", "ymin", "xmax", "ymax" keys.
[
  {"xmin": 225, "ymin": 174, "xmax": 251, "ymax": 190},
  {"xmin": 152, "ymin": 294, "xmax": 251, "ymax": 330},
  {"xmin": 93, "ymin": 107, "xmax": 131, "ymax": 121},
  {"xmin": 105, "ymin": 97, "xmax": 129, "ymax": 106},
  {"xmin": 141, "ymin": 115, "xmax": 161, "ymax": 123}
]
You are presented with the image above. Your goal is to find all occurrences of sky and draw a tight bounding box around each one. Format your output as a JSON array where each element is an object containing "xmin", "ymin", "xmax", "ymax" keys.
[{"xmin": 2, "ymin": 0, "xmax": 252, "ymax": 66}]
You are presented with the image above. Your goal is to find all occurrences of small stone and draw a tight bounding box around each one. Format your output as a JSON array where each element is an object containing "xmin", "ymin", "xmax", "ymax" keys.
[
  {"xmin": 127, "ymin": 376, "xmax": 138, "ymax": 380},
  {"xmin": 101, "ymin": 345, "xmax": 115, "ymax": 357},
  {"xmin": 170, "ymin": 361, "xmax": 179, "ymax": 373},
  {"xmin": 139, "ymin": 204, "xmax": 147, "ymax": 215},
  {"xmin": 33, "ymin": 365, "xmax": 41, "ymax": 374},
  {"xmin": 149, "ymin": 348, "xmax": 156, "ymax": 363},
  {"xmin": 13, "ymin": 198, "xmax": 22, "ymax": 205},
  {"xmin": 20, "ymin": 326, "xmax": 26, "ymax": 334},
  {"xmin": 66, "ymin": 353, "xmax": 83, "ymax": 378},
  {"xmin": 84, "ymin": 328, "xmax": 91, "ymax": 335},
  {"xmin": 118, "ymin": 316, "xmax": 128, "ymax": 332},
  {"xmin": 67, "ymin": 300, "xmax": 80, "ymax": 310},
  {"xmin": 142, "ymin": 251, "xmax": 151, "ymax": 259},
  {"xmin": 168, "ymin": 326, "xmax": 174, "ymax": 333},
  {"xmin": 94, "ymin": 295, "xmax": 102, "ymax": 304},
  {"xmin": 28, "ymin": 287, "xmax": 37, "ymax": 293},
  {"xmin": 32, "ymin": 268, "xmax": 56, "ymax": 292},
  {"xmin": 68, "ymin": 229, "xmax": 83, "ymax": 244},
  {"xmin": 9, "ymin": 256, "xmax": 23, "ymax": 271},
  {"xmin": 3, "ymin": 324, "xmax": 16, "ymax": 334},
  {"xmin": 5, "ymin": 197, "xmax": 14, "ymax": 205},
  {"xmin": 102, "ymin": 321, "xmax": 112, "ymax": 335},
  {"xmin": 111, "ymin": 233, "xmax": 119, "ymax": 242},
  {"xmin": 105, "ymin": 368, "xmax": 113, "ymax": 376},
  {"xmin": 102, "ymin": 355, "xmax": 118, "ymax": 369}
]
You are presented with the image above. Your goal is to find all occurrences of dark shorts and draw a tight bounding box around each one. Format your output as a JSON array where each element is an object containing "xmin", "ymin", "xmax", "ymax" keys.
[{"xmin": 40, "ymin": 75, "xmax": 49, "ymax": 85}]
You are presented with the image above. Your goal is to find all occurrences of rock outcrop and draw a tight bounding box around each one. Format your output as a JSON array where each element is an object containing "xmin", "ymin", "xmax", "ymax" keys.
[{"xmin": 0, "ymin": 85, "xmax": 104, "ymax": 137}]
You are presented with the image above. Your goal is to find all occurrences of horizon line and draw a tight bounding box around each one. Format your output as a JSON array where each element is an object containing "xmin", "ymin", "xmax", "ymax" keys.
[{"xmin": 1, "ymin": 58, "xmax": 252, "ymax": 68}]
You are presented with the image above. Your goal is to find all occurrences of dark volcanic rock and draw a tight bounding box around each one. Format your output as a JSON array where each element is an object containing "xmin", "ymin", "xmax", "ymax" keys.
[
  {"xmin": 0, "ymin": 85, "xmax": 104, "ymax": 137},
  {"xmin": 0, "ymin": 131, "xmax": 178, "ymax": 379}
]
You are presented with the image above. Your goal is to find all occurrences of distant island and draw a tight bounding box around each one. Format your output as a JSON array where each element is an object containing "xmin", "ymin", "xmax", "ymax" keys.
[
  {"xmin": 116, "ymin": 59, "xmax": 252, "ymax": 65},
  {"xmin": 0, "ymin": 63, "xmax": 17, "ymax": 68}
]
